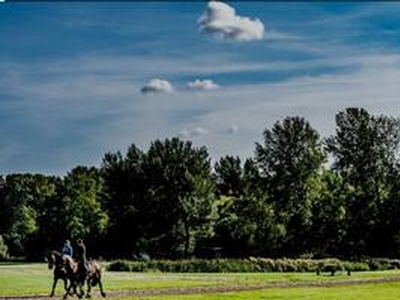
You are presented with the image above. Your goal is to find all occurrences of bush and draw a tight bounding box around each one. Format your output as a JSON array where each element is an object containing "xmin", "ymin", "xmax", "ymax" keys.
[
  {"xmin": 106, "ymin": 257, "xmax": 396, "ymax": 273},
  {"xmin": 365, "ymin": 258, "xmax": 400, "ymax": 271},
  {"xmin": 345, "ymin": 261, "xmax": 369, "ymax": 272},
  {"xmin": 0, "ymin": 236, "xmax": 9, "ymax": 261}
]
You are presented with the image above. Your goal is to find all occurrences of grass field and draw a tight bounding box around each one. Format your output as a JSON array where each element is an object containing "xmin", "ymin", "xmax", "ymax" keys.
[
  {"xmin": 130, "ymin": 282, "xmax": 400, "ymax": 300},
  {"xmin": 1, "ymin": 263, "xmax": 400, "ymax": 299}
]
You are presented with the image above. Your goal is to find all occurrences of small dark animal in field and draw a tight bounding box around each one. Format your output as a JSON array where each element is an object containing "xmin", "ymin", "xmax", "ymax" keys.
[
  {"xmin": 63, "ymin": 256, "xmax": 106, "ymax": 299},
  {"xmin": 46, "ymin": 250, "xmax": 69, "ymax": 297}
]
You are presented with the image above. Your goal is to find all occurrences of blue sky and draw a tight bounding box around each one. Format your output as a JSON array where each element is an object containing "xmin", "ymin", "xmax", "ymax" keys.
[{"xmin": 1, "ymin": 1, "xmax": 400, "ymax": 175}]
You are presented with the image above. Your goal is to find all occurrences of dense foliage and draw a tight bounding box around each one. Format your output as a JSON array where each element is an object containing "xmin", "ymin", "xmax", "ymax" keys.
[
  {"xmin": 1, "ymin": 108, "xmax": 400, "ymax": 261},
  {"xmin": 107, "ymin": 257, "xmax": 400, "ymax": 273}
]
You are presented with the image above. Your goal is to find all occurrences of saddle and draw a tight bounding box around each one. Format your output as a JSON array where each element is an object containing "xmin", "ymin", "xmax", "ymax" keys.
[{"xmin": 63, "ymin": 256, "xmax": 79, "ymax": 274}]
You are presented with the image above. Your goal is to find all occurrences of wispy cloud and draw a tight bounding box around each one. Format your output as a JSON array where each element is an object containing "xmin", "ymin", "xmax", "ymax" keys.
[
  {"xmin": 2, "ymin": 7, "xmax": 400, "ymax": 174},
  {"xmin": 179, "ymin": 127, "xmax": 209, "ymax": 139}
]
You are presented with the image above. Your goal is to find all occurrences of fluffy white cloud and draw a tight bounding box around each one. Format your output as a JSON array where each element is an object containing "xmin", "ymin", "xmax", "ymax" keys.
[
  {"xmin": 141, "ymin": 78, "xmax": 173, "ymax": 94},
  {"xmin": 198, "ymin": 1, "xmax": 264, "ymax": 41},
  {"xmin": 187, "ymin": 79, "xmax": 220, "ymax": 91}
]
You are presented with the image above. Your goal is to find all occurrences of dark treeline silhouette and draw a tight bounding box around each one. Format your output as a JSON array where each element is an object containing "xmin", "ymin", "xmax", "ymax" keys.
[{"xmin": 1, "ymin": 107, "xmax": 400, "ymax": 261}]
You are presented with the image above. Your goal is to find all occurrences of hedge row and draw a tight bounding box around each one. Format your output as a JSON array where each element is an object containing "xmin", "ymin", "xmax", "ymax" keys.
[{"xmin": 107, "ymin": 257, "xmax": 400, "ymax": 273}]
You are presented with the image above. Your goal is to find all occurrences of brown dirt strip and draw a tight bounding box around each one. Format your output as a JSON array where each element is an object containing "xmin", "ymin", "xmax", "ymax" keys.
[{"xmin": 2, "ymin": 275, "xmax": 400, "ymax": 299}]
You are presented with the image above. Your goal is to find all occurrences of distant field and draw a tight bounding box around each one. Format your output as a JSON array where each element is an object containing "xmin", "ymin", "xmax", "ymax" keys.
[{"xmin": 1, "ymin": 263, "xmax": 400, "ymax": 299}]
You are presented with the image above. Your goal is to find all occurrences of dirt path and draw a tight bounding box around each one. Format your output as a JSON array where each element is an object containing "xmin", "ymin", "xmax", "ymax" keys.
[{"xmin": 2, "ymin": 275, "xmax": 400, "ymax": 300}]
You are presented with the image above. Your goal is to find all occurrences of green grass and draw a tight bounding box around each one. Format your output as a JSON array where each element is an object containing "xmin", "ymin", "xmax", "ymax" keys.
[
  {"xmin": 127, "ymin": 282, "xmax": 400, "ymax": 300},
  {"xmin": 1, "ymin": 263, "xmax": 400, "ymax": 299}
]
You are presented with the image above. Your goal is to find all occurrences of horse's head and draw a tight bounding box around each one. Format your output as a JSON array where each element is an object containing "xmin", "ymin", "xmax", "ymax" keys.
[
  {"xmin": 46, "ymin": 250, "xmax": 63, "ymax": 270},
  {"xmin": 46, "ymin": 251, "xmax": 56, "ymax": 270}
]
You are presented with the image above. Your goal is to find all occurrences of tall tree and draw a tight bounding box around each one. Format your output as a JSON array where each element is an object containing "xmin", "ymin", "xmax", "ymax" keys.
[
  {"xmin": 102, "ymin": 138, "xmax": 216, "ymax": 259},
  {"xmin": 0, "ymin": 174, "xmax": 60, "ymax": 258},
  {"xmin": 256, "ymin": 116, "xmax": 326, "ymax": 256},
  {"xmin": 326, "ymin": 108, "xmax": 400, "ymax": 256},
  {"xmin": 141, "ymin": 137, "xmax": 215, "ymax": 258},
  {"xmin": 62, "ymin": 166, "xmax": 108, "ymax": 256},
  {"xmin": 102, "ymin": 145, "xmax": 145, "ymax": 258}
]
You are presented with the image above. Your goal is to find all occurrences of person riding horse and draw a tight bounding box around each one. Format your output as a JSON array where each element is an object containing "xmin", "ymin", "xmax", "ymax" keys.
[
  {"xmin": 62, "ymin": 239, "xmax": 105, "ymax": 299},
  {"xmin": 62, "ymin": 240, "xmax": 73, "ymax": 259},
  {"xmin": 75, "ymin": 238, "xmax": 89, "ymax": 280}
]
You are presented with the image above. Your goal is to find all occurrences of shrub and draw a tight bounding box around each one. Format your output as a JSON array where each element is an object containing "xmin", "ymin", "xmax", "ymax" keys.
[
  {"xmin": 0, "ymin": 236, "xmax": 9, "ymax": 261},
  {"xmin": 345, "ymin": 261, "xmax": 369, "ymax": 272},
  {"xmin": 365, "ymin": 258, "xmax": 400, "ymax": 271},
  {"xmin": 106, "ymin": 257, "xmax": 395, "ymax": 273}
]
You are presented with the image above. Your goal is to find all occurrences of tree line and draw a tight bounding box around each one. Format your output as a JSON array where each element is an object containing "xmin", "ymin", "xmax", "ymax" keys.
[{"xmin": 1, "ymin": 107, "xmax": 400, "ymax": 261}]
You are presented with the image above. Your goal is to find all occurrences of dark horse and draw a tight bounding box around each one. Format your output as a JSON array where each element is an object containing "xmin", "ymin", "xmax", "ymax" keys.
[
  {"xmin": 63, "ymin": 256, "xmax": 106, "ymax": 299},
  {"xmin": 46, "ymin": 251, "xmax": 69, "ymax": 297}
]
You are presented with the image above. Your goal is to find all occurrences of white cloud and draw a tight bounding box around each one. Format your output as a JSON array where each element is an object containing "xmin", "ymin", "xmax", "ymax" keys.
[
  {"xmin": 187, "ymin": 79, "xmax": 220, "ymax": 91},
  {"xmin": 198, "ymin": 1, "xmax": 264, "ymax": 41},
  {"xmin": 178, "ymin": 127, "xmax": 209, "ymax": 138},
  {"xmin": 141, "ymin": 78, "xmax": 174, "ymax": 94}
]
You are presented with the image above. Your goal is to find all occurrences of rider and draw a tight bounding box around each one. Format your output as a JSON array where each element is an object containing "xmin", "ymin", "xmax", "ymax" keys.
[
  {"xmin": 75, "ymin": 238, "xmax": 89, "ymax": 276},
  {"xmin": 62, "ymin": 240, "xmax": 73, "ymax": 259}
]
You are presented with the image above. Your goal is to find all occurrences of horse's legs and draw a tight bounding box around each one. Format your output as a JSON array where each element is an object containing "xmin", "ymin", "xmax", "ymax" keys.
[
  {"xmin": 98, "ymin": 279, "xmax": 106, "ymax": 297},
  {"xmin": 74, "ymin": 282, "xmax": 80, "ymax": 298},
  {"xmin": 50, "ymin": 277, "xmax": 58, "ymax": 297},
  {"xmin": 85, "ymin": 279, "xmax": 91, "ymax": 298},
  {"xmin": 63, "ymin": 281, "xmax": 73, "ymax": 300},
  {"xmin": 76, "ymin": 281, "xmax": 84, "ymax": 299},
  {"xmin": 63, "ymin": 278, "xmax": 78, "ymax": 300},
  {"xmin": 64, "ymin": 278, "xmax": 74, "ymax": 296},
  {"xmin": 63, "ymin": 277, "xmax": 68, "ymax": 292}
]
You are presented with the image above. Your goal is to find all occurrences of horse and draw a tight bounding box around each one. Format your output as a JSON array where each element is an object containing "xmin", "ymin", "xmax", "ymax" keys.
[
  {"xmin": 46, "ymin": 250, "xmax": 69, "ymax": 297},
  {"xmin": 63, "ymin": 256, "xmax": 106, "ymax": 299}
]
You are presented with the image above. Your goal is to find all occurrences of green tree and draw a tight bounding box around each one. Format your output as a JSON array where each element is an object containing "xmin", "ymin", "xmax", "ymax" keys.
[
  {"xmin": 62, "ymin": 166, "xmax": 108, "ymax": 255},
  {"xmin": 102, "ymin": 138, "xmax": 216, "ymax": 259},
  {"xmin": 211, "ymin": 193, "xmax": 277, "ymax": 257},
  {"xmin": 309, "ymin": 170, "xmax": 350, "ymax": 257},
  {"xmin": 255, "ymin": 116, "xmax": 326, "ymax": 256},
  {"xmin": 1, "ymin": 174, "xmax": 40, "ymax": 257},
  {"xmin": 102, "ymin": 145, "xmax": 146, "ymax": 258},
  {"xmin": 326, "ymin": 108, "xmax": 400, "ymax": 256},
  {"xmin": 214, "ymin": 156, "xmax": 243, "ymax": 197},
  {"xmin": 0, "ymin": 174, "xmax": 61, "ymax": 259},
  {"xmin": 242, "ymin": 158, "xmax": 263, "ymax": 197},
  {"xmin": 141, "ymin": 137, "xmax": 215, "ymax": 258}
]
